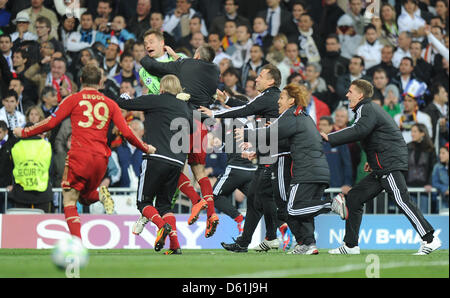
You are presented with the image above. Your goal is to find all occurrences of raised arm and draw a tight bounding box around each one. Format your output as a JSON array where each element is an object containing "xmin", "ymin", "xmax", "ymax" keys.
[{"xmin": 140, "ymin": 56, "xmax": 181, "ymax": 77}]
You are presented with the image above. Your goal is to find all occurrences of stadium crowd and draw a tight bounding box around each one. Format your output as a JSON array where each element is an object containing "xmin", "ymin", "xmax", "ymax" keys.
[{"xmin": 0, "ymin": 0, "xmax": 448, "ymax": 216}]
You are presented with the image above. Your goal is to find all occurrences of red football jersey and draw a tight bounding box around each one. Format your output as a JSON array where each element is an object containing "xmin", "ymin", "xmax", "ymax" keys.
[{"xmin": 22, "ymin": 88, "xmax": 149, "ymax": 157}]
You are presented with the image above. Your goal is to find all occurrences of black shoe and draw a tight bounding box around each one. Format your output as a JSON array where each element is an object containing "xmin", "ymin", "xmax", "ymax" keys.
[{"xmin": 221, "ymin": 241, "xmax": 248, "ymax": 253}]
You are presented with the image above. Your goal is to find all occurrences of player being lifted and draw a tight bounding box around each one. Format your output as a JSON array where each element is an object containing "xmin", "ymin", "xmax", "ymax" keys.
[
  {"xmin": 13, "ymin": 64, "xmax": 155, "ymax": 240},
  {"xmin": 140, "ymin": 29, "xmax": 220, "ymax": 238}
]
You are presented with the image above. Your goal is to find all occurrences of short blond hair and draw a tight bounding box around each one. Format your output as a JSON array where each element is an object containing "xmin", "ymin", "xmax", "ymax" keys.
[{"xmin": 160, "ymin": 75, "xmax": 183, "ymax": 95}]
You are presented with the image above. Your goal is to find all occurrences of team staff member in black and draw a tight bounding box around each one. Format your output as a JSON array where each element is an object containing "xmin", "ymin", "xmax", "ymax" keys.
[
  {"xmin": 238, "ymin": 83, "xmax": 348, "ymax": 255},
  {"xmin": 199, "ymin": 64, "xmax": 283, "ymax": 252},
  {"xmin": 321, "ymin": 79, "xmax": 441, "ymax": 255},
  {"xmin": 116, "ymin": 75, "xmax": 191, "ymax": 255},
  {"xmin": 140, "ymin": 45, "xmax": 221, "ymax": 238}
]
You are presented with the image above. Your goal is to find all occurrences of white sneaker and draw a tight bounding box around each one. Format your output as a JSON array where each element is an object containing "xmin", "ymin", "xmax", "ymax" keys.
[
  {"xmin": 287, "ymin": 243, "xmax": 319, "ymax": 255},
  {"xmin": 328, "ymin": 244, "xmax": 360, "ymax": 255},
  {"xmin": 331, "ymin": 193, "xmax": 348, "ymax": 220},
  {"xmin": 132, "ymin": 215, "xmax": 149, "ymax": 235},
  {"xmin": 254, "ymin": 238, "xmax": 281, "ymax": 252},
  {"xmin": 414, "ymin": 237, "xmax": 442, "ymax": 255}
]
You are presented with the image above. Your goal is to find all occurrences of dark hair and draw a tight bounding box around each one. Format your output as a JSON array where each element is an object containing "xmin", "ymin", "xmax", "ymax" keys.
[
  {"xmin": 41, "ymin": 86, "xmax": 56, "ymax": 99},
  {"xmin": 411, "ymin": 40, "xmax": 423, "ymax": 48},
  {"xmin": 0, "ymin": 120, "xmax": 7, "ymax": 131},
  {"xmin": 3, "ymin": 90, "xmax": 18, "ymax": 101},
  {"xmin": 412, "ymin": 123, "xmax": 434, "ymax": 152},
  {"xmin": 401, "ymin": 56, "xmax": 414, "ymax": 66},
  {"xmin": 326, "ymin": 33, "xmax": 340, "ymax": 43},
  {"xmin": 0, "ymin": 34, "xmax": 12, "ymax": 42},
  {"xmin": 261, "ymin": 64, "xmax": 281, "ymax": 88},
  {"xmin": 223, "ymin": 67, "xmax": 240, "ymax": 78},
  {"xmin": 431, "ymin": 83, "xmax": 444, "ymax": 97},
  {"xmin": 36, "ymin": 16, "xmax": 52, "ymax": 32},
  {"xmin": 120, "ymin": 52, "xmax": 134, "ymax": 63},
  {"xmin": 320, "ymin": 115, "xmax": 334, "ymax": 125},
  {"xmin": 351, "ymin": 55, "xmax": 365, "ymax": 68},
  {"xmin": 364, "ymin": 23, "xmax": 377, "ymax": 33},
  {"xmin": 373, "ymin": 67, "xmax": 387, "ymax": 77},
  {"xmin": 81, "ymin": 64, "xmax": 102, "ymax": 86}
]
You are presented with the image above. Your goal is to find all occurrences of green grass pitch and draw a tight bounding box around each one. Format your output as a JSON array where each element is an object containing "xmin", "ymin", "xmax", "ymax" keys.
[{"xmin": 0, "ymin": 249, "xmax": 448, "ymax": 278}]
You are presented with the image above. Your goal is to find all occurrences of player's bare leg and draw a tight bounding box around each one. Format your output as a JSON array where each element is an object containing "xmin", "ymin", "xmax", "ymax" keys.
[
  {"xmin": 63, "ymin": 188, "xmax": 82, "ymax": 239},
  {"xmin": 191, "ymin": 164, "xmax": 219, "ymax": 238}
]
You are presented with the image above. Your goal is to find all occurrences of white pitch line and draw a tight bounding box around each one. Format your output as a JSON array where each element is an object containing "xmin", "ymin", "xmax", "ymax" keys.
[{"xmin": 225, "ymin": 260, "xmax": 449, "ymax": 278}]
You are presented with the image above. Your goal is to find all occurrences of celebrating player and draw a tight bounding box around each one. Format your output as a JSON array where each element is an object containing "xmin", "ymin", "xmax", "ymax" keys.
[{"xmin": 13, "ymin": 64, "xmax": 155, "ymax": 240}]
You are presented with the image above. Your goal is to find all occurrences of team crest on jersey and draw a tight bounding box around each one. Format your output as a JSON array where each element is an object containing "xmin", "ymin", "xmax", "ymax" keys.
[{"xmin": 145, "ymin": 77, "xmax": 152, "ymax": 86}]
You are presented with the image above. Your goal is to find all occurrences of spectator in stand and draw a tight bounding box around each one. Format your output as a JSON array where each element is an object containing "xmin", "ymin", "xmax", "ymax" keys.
[
  {"xmin": 319, "ymin": 0, "xmax": 345, "ymax": 41},
  {"xmin": 379, "ymin": 2, "xmax": 399, "ymax": 48},
  {"xmin": 392, "ymin": 31, "xmax": 412, "ymax": 68},
  {"xmin": 177, "ymin": 15, "xmax": 204, "ymax": 49},
  {"xmin": 410, "ymin": 40, "xmax": 432, "ymax": 87},
  {"xmin": 336, "ymin": 14, "xmax": 362, "ymax": 60},
  {"xmin": 244, "ymin": 76, "xmax": 259, "ymax": 100},
  {"xmin": 188, "ymin": 32, "xmax": 206, "ymax": 57},
  {"xmin": 93, "ymin": 0, "xmax": 115, "ymax": 31},
  {"xmin": 303, "ymin": 81, "xmax": 330, "ymax": 128},
  {"xmin": 115, "ymin": 119, "xmax": 145, "ymax": 188},
  {"xmin": 337, "ymin": 0, "xmax": 368, "ymax": 36},
  {"xmin": 294, "ymin": 12, "xmax": 322, "ymax": 64},
  {"xmin": 96, "ymin": 15, "xmax": 136, "ymax": 52},
  {"xmin": 320, "ymin": 34, "xmax": 349, "ymax": 97},
  {"xmin": 25, "ymin": 56, "xmax": 77, "ymax": 102},
  {"xmin": 423, "ymin": 84, "xmax": 448, "ymax": 147},
  {"xmin": 9, "ymin": 78, "xmax": 36, "ymax": 114},
  {"xmin": 113, "ymin": 53, "xmax": 141, "ymax": 97},
  {"xmin": 435, "ymin": 0, "xmax": 449, "ymax": 32},
  {"xmin": 251, "ymin": 16, "xmax": 272, "ymax": 54},
  {"xmin": 432, "ymin": 144, "xmax": 449, "ymax": 211},
  {"xmin": 432, "ymin": 56, "xmax": 448, "ymax": 92},
  {"xmin": 319, "ymin": 115, "xmax": 353, "ymax": 195},
  {"xmin": 66, "ymin": 12, "xmax": 98, "ymax": 53},
  {"xmin": 163, "ymin": 0, "xmax": 208, "ymax": 42},
  {"xmin": 132, "ymin": 41, "xmax": 146, "ymax": 72},
  {"xmin": 256, "ymin": 0, "xmax": 294, "ymax": 38},
  {"xmin": 0, "ymin": 90, "xmax": 26, "ymax": 131},
  {"xmin": 366, "ymin": 45, "xmax": 398, "ymax": 82},
  {"xmin": 10, "ymin": 11, "xmax": 38, "ymax": 47},
  {"xmin": 221, "ymin": 67, "xmax": 244, "ymax": 95},
  {"xmin": 240, "ymin": 44, "xmax": 268, "ymax": 88},
  {"xmin": 335, "ymin": 55, "xmax": 368, "ymax": 106},
  {"xmin": 371, "ymin": 68, "xmax": 390, "ymax": 105},
  {"xmin": 38, "ymin": 87, "xmax": 58, "ymax": 119},
  {"xmin": 53, "ymin": 0, "xmax": 86, "ymax": 20},
  {"xmin": 227, "ymin": 24, "xmax": 253, "ymax": 70},
  {"xmin": 422, "ymin": 25, "xmax": 445, "ymax": 66},
  {"xmin": 304, "ymin": 62, "xmax": 327, "ymax": 94},
  {"xmin": 101, "ymin": 42, "xmax": 121, "ymax": 78},
  {"xmin": 395, "ymin": 93, "xmax": 433, "ymax": 144},
  {"xmin": 383, "ymin": 84, "xmax": 402, "ymax": 119},
  {"xmin": 406, "ymin": 123, "xmax": 437, "ymax": 213},
  {"xmin": 0, "ymin": 0, "xmax": 10, "ymax": 27},
  {"xmin": 34, "ymin": 16, "xmax": 64, "ymax": 54},
  {"xmin": 57, "ymin": 15, "xmax": 79, "ymax": 54},
  {"xmin": 18, "ymin": 0, "xmax": 59, "ymax": 40},
  {"xmin": 0, "ymin": 120, "xmax": 16, "ymax": 213},
  {"xmin": 208, "ymin": 32, "xmax": 230, "ymax": 66},
  {"xmin": 278, "ymin": 42, "xmax": 305, "ymax": 83},
  {"xmin": 356, "ymin": 24, "xmax": 383, "ymax": 70},
  {"xmin": 25, "ymin": 104, "xmax": 44, "ymax": 124},
  {"xmin": 1, "ymin": 34, "xmax": 14, "ymax": 73},
  {"xmin": 209, "ymin": 0, "xmax": 251, "ymax": 39},
  {"xmin": 128, "ymin": 0, "xmax": 152, "ymax": 41},
  {"xmin": 398, "ymin": 0, "xmax": 426, "ymax": 41},
  {"xmin": 221, "ymin": 19, "xmax": 237, "ymax": 53}
]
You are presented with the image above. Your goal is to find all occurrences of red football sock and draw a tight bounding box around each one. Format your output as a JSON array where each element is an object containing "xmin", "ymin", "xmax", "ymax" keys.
[
  {"xmin": 163, "ymin": 213, "xmax": 180, "ymax": 250},
  {"xmin": 234, "ymin": 214, "xmax": 244, "ymax": 223},
  {"xmin": 64, "ymin": 205, "xmax": 82, "ymax": 239},
  {"xmin": 279, "ymin": 223, "xmax": 288, "ymax": 234},
  {"xmin": 198, "ymin": 177, "xmax": 215, "ymax": 217},
  {"xmin": 142, "ymin": 205, "xmax": 165, "ymax": 229},
  {"xmin": 178, "ymin": 172, "xmax": 201, "ymax": 205}
]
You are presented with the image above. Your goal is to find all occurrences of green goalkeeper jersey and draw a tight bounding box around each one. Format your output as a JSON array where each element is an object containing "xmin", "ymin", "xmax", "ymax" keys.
[{"xmin": 139, "ymin": 53, "xmax": 186, "ymax": 95}]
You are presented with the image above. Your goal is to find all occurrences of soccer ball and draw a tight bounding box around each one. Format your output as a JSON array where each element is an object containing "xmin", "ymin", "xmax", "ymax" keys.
[{"xmin": 51, "ymin": 236, "xmax": 89, "ymax": 270}]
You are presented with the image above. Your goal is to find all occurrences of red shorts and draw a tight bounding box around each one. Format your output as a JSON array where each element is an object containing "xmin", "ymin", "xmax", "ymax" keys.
[
  {"xmin": 187, "ymin": 119, "xmax": 208, "ymax": 165},
  {"xmin": 62, "ymin": 151, "xmax": 108, "ymax": 204}
]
